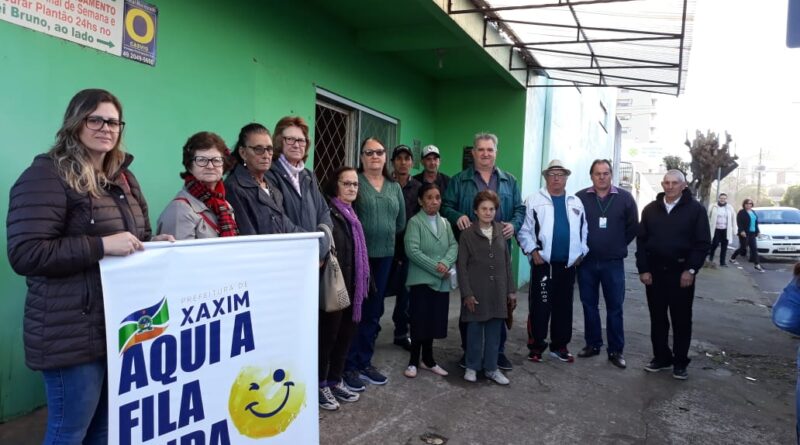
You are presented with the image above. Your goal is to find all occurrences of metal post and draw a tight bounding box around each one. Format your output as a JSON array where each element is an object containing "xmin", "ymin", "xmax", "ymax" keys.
[
  {"xmin": 756, "ymin": 148, "xmax": 763, "ymax": 204},
  {"xmin": 715, "ymin": 166, "xmax": 722, "ymax": 202}
]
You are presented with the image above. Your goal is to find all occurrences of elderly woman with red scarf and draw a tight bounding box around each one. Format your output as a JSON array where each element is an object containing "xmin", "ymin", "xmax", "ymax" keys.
[{"xmin": 157, "ymin": 131, "xmax": 238, "ymax": 239}]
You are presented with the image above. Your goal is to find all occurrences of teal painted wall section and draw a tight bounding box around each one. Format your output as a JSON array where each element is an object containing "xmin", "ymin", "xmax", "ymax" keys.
[
  {"xmin": 433, "ymin": 79, "xmax": 528, "ymax": 281},
  {"xmin": 0, "ymin": 0, "xmax": 440, "ymax": 420}
]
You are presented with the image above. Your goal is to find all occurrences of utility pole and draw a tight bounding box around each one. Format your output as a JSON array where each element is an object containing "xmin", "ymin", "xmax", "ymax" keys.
[{"xmin": 756, "ymin": 148, "xmax": 764, "ymax": 204}]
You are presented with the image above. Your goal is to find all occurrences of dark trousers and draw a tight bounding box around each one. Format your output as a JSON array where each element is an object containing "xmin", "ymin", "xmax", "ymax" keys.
[
  {"xmin": 319, "ymin": 306, "xmax": 358, "ymax": 387},
  {"xmin": 527, "ymin": 261, "xmax": 577, "ymax": 352},
  {"xmin": 708, "ymin": 228, "xmax": 729, "ymax": 264},
  {"xmin": 409, "ymin": 339, "xmax": 435, "ymax": 367},
  {"xmin": 390, "ymin": 256, "xmax": 411, "ymax": 339},
  {"xmin": 577, "ymin": 257, "xmax": 625, "ymax": 354},
  {"xmin": 645, "ymin": 263, "xmax": 694, "ymax": 367},
  {"xmin": 346, "ymin": 256, "xmax": 393, "ymax": 371},
  {"xmin": 732, "ymin": 233, "xmax": 759, "ymax": 264}
]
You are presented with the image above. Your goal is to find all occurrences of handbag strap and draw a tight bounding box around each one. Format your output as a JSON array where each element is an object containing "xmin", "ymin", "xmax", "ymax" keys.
[{"xmin": 318, "ymin": 224, "xmax": 337, "ymax": 257}]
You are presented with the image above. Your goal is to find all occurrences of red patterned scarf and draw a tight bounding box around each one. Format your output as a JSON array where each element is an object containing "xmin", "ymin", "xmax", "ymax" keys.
[{"xmin": 184, "ymin": 175, "xmax": 239, "ymax": 237}]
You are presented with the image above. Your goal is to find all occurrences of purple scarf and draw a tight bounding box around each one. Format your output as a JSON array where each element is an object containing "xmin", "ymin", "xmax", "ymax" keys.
[{"xmin": 330, "ymin": 197, "xmax": 370, "ymax": 322}]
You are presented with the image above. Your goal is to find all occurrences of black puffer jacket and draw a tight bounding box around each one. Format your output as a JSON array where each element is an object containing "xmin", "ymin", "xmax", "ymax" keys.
[{"xmin": 7, "ymin": 154, "xmax": 151, "ymax": 370}]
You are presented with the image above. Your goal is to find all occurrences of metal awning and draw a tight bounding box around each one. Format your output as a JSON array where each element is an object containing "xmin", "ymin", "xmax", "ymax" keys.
[{"xmin": 448, "ymin": 0, "xmax": 696, "ymax": 96}]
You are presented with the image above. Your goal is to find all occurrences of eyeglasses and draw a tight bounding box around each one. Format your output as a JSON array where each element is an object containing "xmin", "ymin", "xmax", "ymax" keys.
[
  {"xmin": 85, "ymin": 116, "xmax": 125, "ymax": 132},
  {"xmin": 339, "ymin": 181, "xmax": 359, "ymax": 189},
  {"xmin": 193, "ymin": 156, "xmax": 224, "ymax": 167},
  {"xmin": 283, "ymin": 136, "xmax": 308, "ymax": 146},
  {"xmin": 363, "ymin": 149, "xmax": 386, "ymax": 157},
  {"xmin": 245, "ymin": 145, "xmax": 273, "ymax": 155},
  {"xmin": 546, "ymin": 172, "xmax": 567, "ymax": 178}
]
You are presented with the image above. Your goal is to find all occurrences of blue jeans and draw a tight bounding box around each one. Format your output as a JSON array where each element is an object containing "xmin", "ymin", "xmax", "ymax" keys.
[
  {"xmin": 42, "ymin": 359, "xmax": 108, "ymax": 445},
  {"xmin": 465, "ymin": 319, "xmax": 503, "ymax": 372},
  {"xmin": 346, "ymin": 256, "xmax": 393, "ymax": 371},
  {"xmin": 578, "ymin": 257, "xmax": 626, "ymax": 354}
]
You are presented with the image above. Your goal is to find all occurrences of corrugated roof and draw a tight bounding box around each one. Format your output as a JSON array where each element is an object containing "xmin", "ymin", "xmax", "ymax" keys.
[{"xmin": 448, "ymin": 0, "xmax": 696, "ymax": 95}]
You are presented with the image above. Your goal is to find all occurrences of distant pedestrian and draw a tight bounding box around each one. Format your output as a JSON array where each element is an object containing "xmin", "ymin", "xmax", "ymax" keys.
[
  {"xmin": 576, "ymin": 159, "xmax": 638, "ymax": 369},
  {"xmin": 402, "ymin": 183, "xmax": 458, "ymax": 379},
  {"xmin": 518, "ymin": 160, "xmax": 588, "ymax": 364},
  {"xmin": 730, "ymin": 198, "xmax": 764, "ymax": 272},
  {"xmin": 707, "ymin": 192, "xmax": 735, "ymax": 267},
  {"xmin": 457, "ymin": 190, "xmax": 517, "ymax": 385},
  {"xmin": 771, "ymin": 262, "xmax": 800, "ymax": 444},
  {"xmin": 636, "ymin": 170, "xmax": 710, "ymax": 380}
]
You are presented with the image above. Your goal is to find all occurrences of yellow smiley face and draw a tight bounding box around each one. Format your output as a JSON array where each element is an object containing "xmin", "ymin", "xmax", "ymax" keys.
[{"xmin": 228, "ymin": 365, "xmax": 306, "ymax": 438}]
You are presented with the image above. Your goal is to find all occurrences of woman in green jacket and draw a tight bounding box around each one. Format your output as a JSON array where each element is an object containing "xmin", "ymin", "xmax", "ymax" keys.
[{"xmin": 402, "ymin": 183, "xmax": 458, "ymax": 378}]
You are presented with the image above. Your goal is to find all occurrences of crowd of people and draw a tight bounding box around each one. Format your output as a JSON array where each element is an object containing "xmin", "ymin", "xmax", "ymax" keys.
[{"xmin": 9, "ymin": 88, "xmax": 771, "ymax": 443}]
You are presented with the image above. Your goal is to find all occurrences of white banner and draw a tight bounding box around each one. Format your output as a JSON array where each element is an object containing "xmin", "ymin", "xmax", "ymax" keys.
[{"xmin": 100, "ymin": 234, "xmax": 320, "ymax": 445}]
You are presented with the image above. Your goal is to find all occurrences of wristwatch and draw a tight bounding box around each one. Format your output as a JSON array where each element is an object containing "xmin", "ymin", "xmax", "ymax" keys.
[{"xmin": 687, "ymin": 269, "xmax": 696, "ymax": 275}]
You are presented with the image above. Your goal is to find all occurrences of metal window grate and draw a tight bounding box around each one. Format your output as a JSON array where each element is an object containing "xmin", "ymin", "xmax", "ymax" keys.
[{"xmin": 313, "ymin": 103, "xmax": 350, "ymax": 187}]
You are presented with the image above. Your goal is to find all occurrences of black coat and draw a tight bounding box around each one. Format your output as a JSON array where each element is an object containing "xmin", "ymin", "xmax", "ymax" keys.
[
  {"xmin": 7, "ymin": 154, "xmax": 152, "ymax": 370},
  {"xmin": 224, "ymin": 164, "xmax": 301, "ymax": 235},
  {"xmin": 635, "ymin": 188, "xmax": 711, "ymax": 274},
  {"xmin": 329, "ymin": 205, "xmax": 356, "ymax": 302},
  {"xmin": 736, "ymin": 208, "xmax": 760, "ymax": 236}
]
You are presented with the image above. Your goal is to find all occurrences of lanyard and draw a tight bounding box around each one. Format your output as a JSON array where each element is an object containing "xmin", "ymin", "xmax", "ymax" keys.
[{"xmin": 595, "ymin": 194, "xmax": 616, "ymax": 217}]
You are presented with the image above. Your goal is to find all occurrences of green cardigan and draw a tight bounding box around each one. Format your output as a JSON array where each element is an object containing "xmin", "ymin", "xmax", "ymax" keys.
[
  {"xmin": 404, "ymin": 210, "xmax": 458, "ymax": 292},
  {"xmin": 355, "ymin": 173, "xmax": 406, "ymax": 258}
]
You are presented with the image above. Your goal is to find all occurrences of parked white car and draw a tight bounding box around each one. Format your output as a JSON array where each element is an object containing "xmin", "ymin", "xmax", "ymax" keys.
[{"xmin": 753, "ymin": 206, "xmax": 800, "ymax": 259}]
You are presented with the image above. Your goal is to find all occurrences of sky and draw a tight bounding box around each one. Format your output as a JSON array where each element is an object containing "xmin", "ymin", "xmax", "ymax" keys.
[{"xmin": 657, "ymin": 0, "xmax": 800, "ymax": 167}]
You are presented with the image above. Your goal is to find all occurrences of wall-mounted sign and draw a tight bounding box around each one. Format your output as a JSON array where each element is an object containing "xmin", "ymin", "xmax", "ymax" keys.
[{"xmin": 0, "ymin": 0, "xmax": 158, "ymax": 66}]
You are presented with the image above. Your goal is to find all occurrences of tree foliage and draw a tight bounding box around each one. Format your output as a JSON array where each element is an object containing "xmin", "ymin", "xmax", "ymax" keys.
[
  {"xmin": 737, "ymin": 184, "xmax": 774, "ymax": 207},
  {"xmin": 781, "ymin": 185, "xmax": 800, "ymax": 209},
  {"xmin": 685, "ymin": 130, "xmax": 738, "ymax": 207},
  {"xmin": 662, "ymin": 155, "xmax": 690, "ymax": 176}
]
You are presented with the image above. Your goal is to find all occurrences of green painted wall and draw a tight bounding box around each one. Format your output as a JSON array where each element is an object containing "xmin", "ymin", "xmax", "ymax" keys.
[{"xmin": 0, "ymin": 0, "xmax": 446, "ymax": 420}]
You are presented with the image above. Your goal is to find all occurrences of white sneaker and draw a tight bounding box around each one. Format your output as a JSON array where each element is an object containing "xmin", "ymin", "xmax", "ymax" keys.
[
  {"xmin": 485, "ymin": 369, "xmax": 510, "ymax": 385},
  {"xmin": 319, "ymin": 387, "xmax": 340, "ymax": 411},
  {"xmin": 464, "ymin": 369, "xmax": 477, "ymax": 382}
]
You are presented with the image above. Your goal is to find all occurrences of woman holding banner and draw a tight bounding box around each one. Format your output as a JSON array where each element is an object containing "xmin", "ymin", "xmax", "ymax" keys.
[
  {"xmin": 318, "ymin": 166, "xmax": 370, "ymax": 411},
  {"xmin": 6, "ymin": 89, "xmax": 173, "ymax": 444},
  {"xmin": 267, "ymin": 116, "xmax": 332, "ymax": 260},
  {"xmin": 157, "ymin": 131, "xmax": 238, "ymax": 239},
  {"xmin": 343, "ymin": 137, "xmax": 405, "ymax": 392},
  {"xmin": 224, "ymin": 123, "xmax": 301, "ymax": 235},
  {"xmin": 402, "ymin": 183, "xmax": 458, "ymax": 379}
]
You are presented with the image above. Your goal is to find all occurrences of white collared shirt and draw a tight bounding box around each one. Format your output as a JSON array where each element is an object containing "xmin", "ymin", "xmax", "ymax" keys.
[{"xmin": 664, "ymin": 196, "xmax": 681, "ymax": 214}]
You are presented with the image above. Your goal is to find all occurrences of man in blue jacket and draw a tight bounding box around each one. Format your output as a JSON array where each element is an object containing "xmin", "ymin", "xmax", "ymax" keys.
[
  {"xmin": 576, "ymin": 159, "xmax": 638, "ymax": 369},
  {"xmin": 442, "ymin": 132, "xmax": 525, "ymax": 370}
]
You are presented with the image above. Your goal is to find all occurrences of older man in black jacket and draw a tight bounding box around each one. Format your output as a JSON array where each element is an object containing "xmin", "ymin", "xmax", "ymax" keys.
[{"xmin": 636, "ymin": 170, "xmax": 710, "ymax": 380}]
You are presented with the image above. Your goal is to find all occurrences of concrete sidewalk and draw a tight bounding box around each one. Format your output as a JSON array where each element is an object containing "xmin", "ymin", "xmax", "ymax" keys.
[{"xmin": 1, "ymin": 255, "xmax": 796, "ymax": 444}]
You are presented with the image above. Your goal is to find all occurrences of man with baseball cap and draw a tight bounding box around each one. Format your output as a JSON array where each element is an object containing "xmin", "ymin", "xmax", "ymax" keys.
[
  {"xmin": 388, "ymin": 144, "xmax": 422, "ymax": 350},
  {"xmin": 517, "ymin": 159, "xmax": 588, "ymax": 363},
  {"xmin": 414, "ymin": 144, "xmax": 450, "ymax": 196}
]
